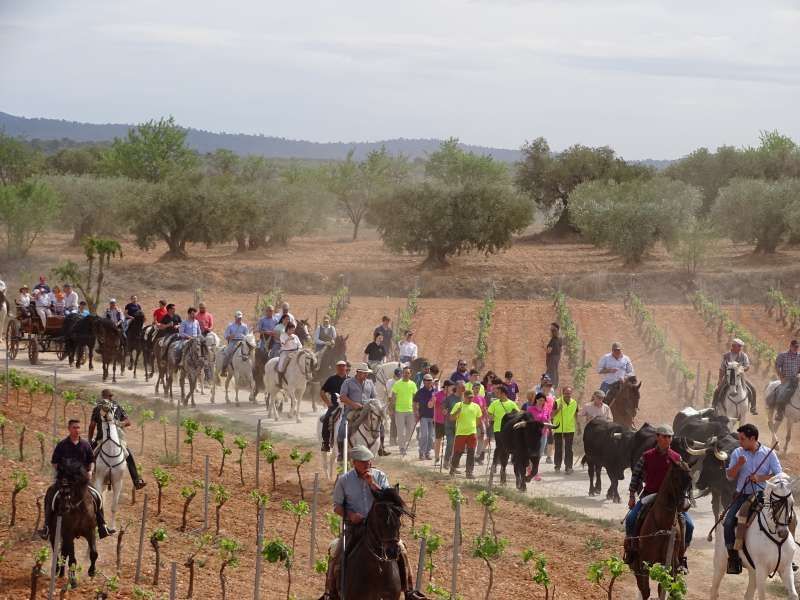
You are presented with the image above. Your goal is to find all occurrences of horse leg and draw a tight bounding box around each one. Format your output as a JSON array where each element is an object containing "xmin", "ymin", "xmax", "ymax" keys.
[
  {"xmin": 785, "ymin": 420, "xmax": 793, "ymax": 455},
  {"xmin": 635, "ymin": 572, "xmax": 650, "ymax": 600},
  {"xmin": 294, "ymin": 392, "xmax": 301, "ymax": 423},
  {"xmin": 754, "ymin": 568, "xmax": 767, "ymax": 600},
  {"xmin": 779, "ymin": 558, "xmax": 799, "ymax": 600},
  {"xmin": 224, "ymin": 373, "xmax": 231, "ymax": 403},
  {"xmin": 111, "ymin": 474, "xmax": 123, "ymax": 531},
  {"xmin": 87, "ymin": 530, "xmax": 98, "ymax": 578},
  {"xmin": 744, "ymin": 569, "xmax": 756, "ymax": 600}
]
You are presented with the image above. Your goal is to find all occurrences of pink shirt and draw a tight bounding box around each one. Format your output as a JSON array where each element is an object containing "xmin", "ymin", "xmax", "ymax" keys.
[
  {"xmin": 472, "ymin": 395, "xmax": 487, "ymax": 419},
  {"xmin": 433, "ymin": 390, "xmax": 447, "ymax": 424},
  {"xmin": 527, "ymin": 404, "xmax": 551, "ymax": 439}
]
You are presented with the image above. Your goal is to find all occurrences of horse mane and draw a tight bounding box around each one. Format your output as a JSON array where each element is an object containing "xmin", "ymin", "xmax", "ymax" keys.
[
  {"xmin": 59, "ymin": 458, "xmax": 89, "ymax": 485},
  {"xmin": 371, "ymin": 485, "xmax": 408, "ymax": 511}
]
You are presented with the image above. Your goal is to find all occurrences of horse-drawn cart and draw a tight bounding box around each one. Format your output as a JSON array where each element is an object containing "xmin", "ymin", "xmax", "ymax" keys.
[{"xmin": 5, "ymin": 315, "xmax": 67, "ymax": 365}]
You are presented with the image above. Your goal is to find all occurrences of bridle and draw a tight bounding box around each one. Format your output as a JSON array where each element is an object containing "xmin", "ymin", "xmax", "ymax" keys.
[
  {"xmin": 754, "ymin": 487, "xmax": 795, "ymax": 577},
  {"xmin": 96, "ymin": 406, "xmax": 126, "ymax": 469},
  {"xmin": 362, "ymin": 499, "xmax": 408, "ymax": 563},
  {"xmin": 349, "ymin": 400, "xmax": 385, "ymax": 448}
]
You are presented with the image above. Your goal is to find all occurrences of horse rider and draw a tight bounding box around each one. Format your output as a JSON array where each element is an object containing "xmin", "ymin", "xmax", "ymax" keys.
[
  {"xmin": 397, "ymin": 330, "xmax": 418, "ymax": 366},
  {"xmin": 716, "ymin": 338, "xmax": 757, "ymax": 415},
  {"xmin": 33, "ymin": 288, "xmax": 52, "ymax": 330},
  {"xmin": 38, "ymin": 418, "xmax": 114, "ymax": 540},
  {"xmin": 256, "ymin": 304, "xmax": 279, "ymax": 353},
  {"xmin": 723, "ymin": 423, "xmax": 783, "ymax": 574},
  {"xmin": 276, "ymin": 301, "xmax": 296, "ymax": 327},
  {"xmin": 338, "ymin": 364, "xmax": 390, "ymax": 460},
  {"xmin": 122, "ymin": 295, "xmax": 142, "ymax": 334},
  {"xmin": 152, "ymin": 299, "xmax": 168, "ymax": 325},
  {"xmin": 625, "ymin": 424, "xmax": 694, "ymax": 573},
  {"xmin": 196, "ymin": 302, "xmax": 214, "ymax": 335},
  {"xmin": 314, "ymin": 314, "xmax": 337, "ymax": 353},
  {"xmin": 104, "ymin": 298, "xmax": 124, "ymax": 329},
  {"xmin": 62, "ymin": 284, "xmax": 80, "ymax": 317},
  {"xmin": 320, "ymin": 360, "xmax": 349, "ymax": 452},
  {"xmin": 220, "ymin": 310, "xmax": 250, "ymax": 377},
  {"xmin": 87, "ymin": 389, "xmax": 146, "ymax": 490},
  {"xmin": 772, "ymin": 339, "xmax": 800, "ymax": 424},
  {"xmin": 598, "ymin": 342, "xmax": 635, "ymax": 394},
  {"xmin": 277, "ymin": 320, "xmax": 302, "ymax": 388},
  {"xmin": 363, "ymin": 332, "xmax": 387, "ymax": 373},
  {"xmin": 155, "ymin": 303, "xmax": 181, "ymax": 339},
  {"xmin": 175, "ymin": 307, "xmax": 203, "ymax": 362},
  {"xmin": 323, "ymin": 444, "xmax": 420, "ymax": 600}
]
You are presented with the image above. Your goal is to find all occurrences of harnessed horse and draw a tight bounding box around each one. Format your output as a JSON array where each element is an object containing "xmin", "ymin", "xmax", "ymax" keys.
[
  {"xmin": 93, "ymin": 400, "xmax": 127, "ymax": 531},
  {"xmin": 257, "ymin": 348, "xmax": 318, "ymax": 422},
  {"xmin": 714, "ymin": 362, "xmax": 751, "ymax": 425},
  {"xmin": 766, "ymin": 377, "xmax": 800, "ymax": 455},
  {"xmin": 212, "ymin": 333, "xmax": 257, "ymax": 404},
  {"xmin": 320, "ymin": 399, "xmax": 387, "ymax": 479}
]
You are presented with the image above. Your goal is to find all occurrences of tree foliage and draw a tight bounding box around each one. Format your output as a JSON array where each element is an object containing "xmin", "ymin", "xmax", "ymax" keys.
[
  {"xmin": 515, "ymin": 137, "xmax": 651, "ymax": 231},
  {"xmin": 51, "ymin": 237, "xmax": 122, "ymax": 313},
  {"xmin": 0, "ymin": 132, "xmax": 43, "ymax": 185},
  {"xmin": 0, "ymin": 179, "xmax": 60, "ymax": 258},
  {"xmin": 570, "ymin": 177, "xmax": 701, "ymax": 264}
]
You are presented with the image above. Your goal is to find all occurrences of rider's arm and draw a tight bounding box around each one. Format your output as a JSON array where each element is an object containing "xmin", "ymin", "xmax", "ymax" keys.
[
  {"xmin": 628, "ymin": 456, "xmax": 645, "ymax": 498},
  {"xmin": 726, "ymin": 449, "xmax": 745, "ymax": 480},
  {"xmin": 313, "ymin": 327, "xmax": 322, "ymax": 346},
  {"xmin": 88, "ymin": 420, "xmax": 96, "ymax": 440}
]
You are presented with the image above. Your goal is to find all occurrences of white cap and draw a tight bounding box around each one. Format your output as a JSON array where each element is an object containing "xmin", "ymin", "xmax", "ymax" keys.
[
  {"xmin": 109, "ymin": 298, "xmax": 117, "ymax": 303},
  {"xmin": 234, "ymin": 310, "xmax": 243, "ymax": 318},
  {"xmin": 732, "ymin": 338, "xmax": 745, "ymax": 346}
]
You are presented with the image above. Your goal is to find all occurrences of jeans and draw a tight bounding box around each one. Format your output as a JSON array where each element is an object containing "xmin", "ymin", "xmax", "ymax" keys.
[
  {"xmin": 554, "ymin": 432, "xmax": 574, "ymax": 469},
  {"xmin": 600, "ymin": 380, "xmax": 612, "ymax": 394},
  {"xmin": 418, "ymin": 417, "xmax": 434, "ymax": 457},
  {"xmin": 626, "ymin": 500, "xmax": 695, "ymax": 547},
  {"xmin": 724, "ymin": 494, "xmax": 749, "ymax": 548},
  {"xmin": 395, "ymin": 411, "xmax": 416, "ymax": 455}
]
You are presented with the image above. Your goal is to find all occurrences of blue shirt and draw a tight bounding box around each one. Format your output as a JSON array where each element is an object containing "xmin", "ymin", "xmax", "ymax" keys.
[
  {"xmin": 332, "ymin": 468, "xmax": 390, "ymax": 516},
  {"xmin": 179, "ymin": 319, "xmax": 202, "ymax": 338},
  {"xmin": 224, "ymin": 322, "xmax": 250, "ymax": 341},
  {"xmin": 257, "ymin": 315, "xmax": 278, "ymax": 334},
  {"xmin": 340, "ymin": 377, "xmax": 376, "ymax": 418},
  {"xmin": 727, "ymin": 443, "xmax": 783, "ymax": 494},
  {"xmin": 414, "ymin": 386, "xmax": 435, "ymax": 419}
]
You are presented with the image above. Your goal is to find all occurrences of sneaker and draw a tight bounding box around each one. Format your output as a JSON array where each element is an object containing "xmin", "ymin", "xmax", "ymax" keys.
[
  {"xmin": 425, "ymin": 453, "xmax": 432, "ymax": 460},
  {"xmin": 554, "ymin": 465, "xmax": 561, "ymax": 472},
  {"xmin": 378, "ymin": 448, "xmax": 391, "ymax": 457},
  {"xmin": 750, "ymin": 408, "xmax": 758, "ymax": 415},
  {"xmin": 533, "ymin": 474, "xmax": 542, "ymax": 482}
]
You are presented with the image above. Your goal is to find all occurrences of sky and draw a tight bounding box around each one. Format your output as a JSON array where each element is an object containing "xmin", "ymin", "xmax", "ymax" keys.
[{"xmin": 1, "ymin": 0, "xmax": 798, "ymax": 159}]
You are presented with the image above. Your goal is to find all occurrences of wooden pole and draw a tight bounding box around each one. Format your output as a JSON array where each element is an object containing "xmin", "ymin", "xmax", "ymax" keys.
[
  {"xmin": 481, "ymin": 469, "xmax": 495, "ymax": 537},
  {"xmin": 169, "ymin": 561, "xmax": 177, "ymax": 600},
  {"xmin": 450, "ymin": 503, "xmax": 461, "ymax": 600},
  {"xmin": 46, "ymin": 516, "xmax": 63, "ymax": 600},
  {"xmin": 414, "ymin": 536, "xmax": 426, "ymax": 592},
  {"xmin": 309, "ymin": 472, "xmax": 319, "ymax": 568},
  {"xmin": 704, "ymin": 371, "xmax": 712, "ymax": 407},
  {"xmin": 51, "ymin": 370, "xmax": 57, "ymax": 439},
  {"xmin": 175, "ymin": 402, "xmax": 181, "ymax": 464},
  {"xmin": 4, "ymin": 346, "xmax": 8, "ymax": 404},
  {"xmin": 254, "ymin": 504, "xmax": 265, "ymax": 600},
  {"xmin": 694, "ymin": 361, "xmax": 701, "ymax": 405},
  {"xmin": 134, "ymin": 494, "xmax": 149, "ymax": 584},
  {"xmin": 255, "ymin": 419, "xmax": 262, "ymax": 489},
  {"xmin": 202, "ymin": 455, "xmax": 209, "ymax": 530}
]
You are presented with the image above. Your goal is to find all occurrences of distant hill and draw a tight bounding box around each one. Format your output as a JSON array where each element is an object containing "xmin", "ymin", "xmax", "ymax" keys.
[{"xmin": 0, "ymin": 111, "xmax": 524, "ymax": 162}]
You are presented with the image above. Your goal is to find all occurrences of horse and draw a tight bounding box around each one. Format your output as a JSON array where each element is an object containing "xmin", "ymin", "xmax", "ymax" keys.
[
  {"xmin": 198, "ymin": 331, "xmax": 222, "ymax": 395},
  {"xmin": 92, "ymin": 317, "xmax": 125, "ymax": 383},
  {"xmin": 606, "ymin": 376, "xmax": 641, "ymax": 429},
  {"xmin": 178, "ymin": 337, "xmax": 208, "ymax": 407},
  {"xmin": 329, "ymin": 486, "xmax": 413, "ymax": 600},
  {"xmin": 710, "ymin": 473, "xmax": 798, "ymax": 600},
  {"xmin": 631, "ymin": 459, "xmax": 692, "ymax": 600},
  {"xmin": 766, "ymin": 377, "xmax": 800, "ymax": 454},
  {"xmin": 713, "ymin": 361, "xmax": 751, "ymax": 425},
  {"xmin": 211, "ymin": 333, "xmax": 257, "ymax": 404},
  {"xmin": 141, "ymin": 324, "xmax": 159, "ymax": 380},
  {"xmin": 93, "ymin": 400, "xmax": 126, "ymax": 532},
  {"xmin": 63, "ymin": 314, "xmax": 97, "ymax": 370},
  {"xmin": 257, "ymin": 348, "xmax": 319, "ymax": 422},
  {"xmin": 313, "ymin": 334, "xmax": 348, "ymax": 384},
  {"xmin": 123, "ymin": 312, "xmax": 147, "ymax": 378},
  {"xmin": 153, "ymin": 333, "xmax": 179, "ymax": 396},
  {"xmin": 47, "ymin": 459, "xmax": 99, "ymax": 585},
  {"xmin": 321, "ymin": 398, "xmax": 387, "ymax": 479}
]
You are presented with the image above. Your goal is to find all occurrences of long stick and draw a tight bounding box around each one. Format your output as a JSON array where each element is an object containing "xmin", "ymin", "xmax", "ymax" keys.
[
  {"xmin": 414, "ymin": 536, "xmax": 426, "ymax": 592},
  {"xmin": 450, "ymin": 502, "xmax": 461, "ymax": 600},
  {"xmin": 309, "ymin": 473, "xmax": 319, "ymax": 568},
  {"xmin": 705, "ymin": 441, "xmax": 779, "ymax": 541},
  {"xmin": 169, "ymin": 561, "xmax": 177, "ymax": 600},
  {"xmin": 46, "ymin": 516, "xmax": 62, "ymax": 600},
  {"xmin": 340, "ymin": 423, "xmax": 348, "ymax": 600},
  {"xmin": 254, "ymin": 504, "xmax": 265, "ymax": 600},
  {"xmin": 255, "ymin": 419, "xmax": 262, "ymax": 489},
  {"xmin": 134, "ymin": 494, "xmax": 149, "ymax": 584}
]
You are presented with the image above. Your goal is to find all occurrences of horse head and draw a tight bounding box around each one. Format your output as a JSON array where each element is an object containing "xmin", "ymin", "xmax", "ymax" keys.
[
  {"xmin": 98, "ymin": 399, "xmax": 116, "ymax": 422},
  {"xmin": 666, "ymin": 458, "xmax": 693, "ymax": 512},
  {"xmin": 726, "ymin": 362, "xmax": 743, "ymax": 387},
  {"xmin": 296, "ymin": 319, "xmax": 310, "ymax": 345},
  {"xmin": 57, "ymin": 458, "xmax": 90, "ymax": 501},
  {"xmin": 368, "ymin": 485, "xmax": 411, "ymax": 552},
  {"xmin": 766, "ymin": 473, "xmax": 794, "ymax": 539}
]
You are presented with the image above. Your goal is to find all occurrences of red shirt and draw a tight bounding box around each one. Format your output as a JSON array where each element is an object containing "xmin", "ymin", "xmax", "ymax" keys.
[
  {"xmin": 153, "ymin": 307, "xmax": 167, "ymax": 324},
  {"xmin": 642, "ymin": 447, "xmax": 682, "ymax": 496},
  {"xmin": 196, "ymin": 311, "xmax": 214, "ymax": 333}
]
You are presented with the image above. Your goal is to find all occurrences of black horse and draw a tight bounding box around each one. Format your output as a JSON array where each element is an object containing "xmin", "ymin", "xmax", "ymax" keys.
[
  {"xmin": 92, "ymin": 317, "xmax": 125, "ymax": 383},
  {"xmin": 123, "ymin": 312, "xmax": 147, "ymax": 378},
  {"xmin": 62, "ymin": 314, "xmax": 97, "ymax": 370}
]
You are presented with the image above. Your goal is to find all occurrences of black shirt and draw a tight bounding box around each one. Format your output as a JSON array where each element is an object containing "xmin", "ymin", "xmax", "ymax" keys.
[
  {"xmin": 124, "ymin": 302, "xmax": 142, "ymax": 318},
  {"xmin": 51, "ymin": 436, "xmax": 94, "ymax": 470},
  {"xmin": 157, "ymin": 313, "xmax": 182, "ymax": 337},
  {"xmin": 374, "ymin": 325, "xmax": 393, "ymax": 353},
  {"xmin": 364, "ymin": 342, "xmax": 387, "ymax": 362},
  {"xmin": 547, "ymin": 336, "xmax": 562, "ymax": 359},
  {"xmin": 321, "ymin": 374, "xmax": 347, "ymax": 406},
  {"xmin": 90, "ymin": 403, "xmax": 128, "ymax": 441}
]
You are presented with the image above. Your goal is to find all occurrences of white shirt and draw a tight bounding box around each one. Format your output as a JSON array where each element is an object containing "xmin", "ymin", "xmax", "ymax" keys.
[
  {"xmin": 597, "ymin": 352, "xmax": 634, "ymax": 385},
  {"xmin": 35, "ymin": 292, "xmax": 51, "ymax": 308},
  {"xmin": 63, "ymin": 291, "xmax": 80, "ymax": 311},
  {"xmin": 386, "ymin": 377, "xmax": 396, "ymax": 398},
  {"xmin": 17, "ymin": 293, "xmax": 31, "ymax": 308},
  {"xmin": 280, "ymin": 332, "xmax": 302, "ymax": 351},
  {"xmin": 579, "ymin": 402, "xmax": 612, "ymax": 423},
  {"xmin": 398, "ymin": 340, "xmax": 418, "ymax": 360}
]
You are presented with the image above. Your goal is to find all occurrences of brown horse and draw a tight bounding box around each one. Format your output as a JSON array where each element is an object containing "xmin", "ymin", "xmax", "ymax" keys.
[
  {"xmin": 47, "ymin": 459, "xmax": 99, "ymax": 586},
  {"xmin": 632, "ymin": 459, "xmax": 692, "ymax": 600},
  {"xmin": 123, "ymin": 312, "xmax": 147, "ymax": 378},
  {"xmin": 606, "ymin": 376, "xmax": 642, "ymax": 428},
  {"xmin": 92, "ymin": 318, "xmax": 125, "ymax": 383}
]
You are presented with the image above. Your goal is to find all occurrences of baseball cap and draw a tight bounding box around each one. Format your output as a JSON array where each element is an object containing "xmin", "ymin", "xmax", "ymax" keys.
[
  {"xmin": 422, "ymin": 374, "xmax": 433, "ymax": 381},
  {"xmin": 732, "ymin": 338, "xmax": 744, "ymax": 346},
  {"xmin": 234, "ymin": 310, "xmax": 243, "ymax": 318},
  {"xmin": 611, "ymin": 342, "xmax": 622, "ymax": 350},
  {"xmin": 335, "ymin": 360, "xmax": 348, "ymax": 367}
]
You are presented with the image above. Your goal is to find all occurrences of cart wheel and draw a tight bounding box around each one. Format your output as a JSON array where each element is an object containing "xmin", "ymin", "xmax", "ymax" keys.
[
  {"xmin": 29, "ymin": 334, "xmax": 39, "ymax": 365},
  {"xmin": 55, "ymin": 341, "xmax": 66, "ymax": 361},
  {"xmin": 6, "ymin": 320, "xmax": 19, "ymax": 360}
]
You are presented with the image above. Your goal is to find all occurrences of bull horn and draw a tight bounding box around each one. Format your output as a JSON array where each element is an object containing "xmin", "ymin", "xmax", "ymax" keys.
[
  {"xmin": 685, "ymin": 446, "xmax": 708, "ymax": 457},
  {"xmin": 714, "ymin": 449, "xmax": 729, "ymax": 462},
  {"xmin": 543, "ymin": 422, "xmax": 555, "ymax": 428},
  {"xmin": 612, "ymin": 432, "xmax": 623, "ymax": 440},
  {"xmin": 513, "ymin": 421, "xmax": 527, "ymax": 430},
  {"xmin": 689, "ymin": 440, "xmax": 706, "ymax": 448},
  {"xmin": 708, "ymin": 436, "xmax": 718, "ymax": 445}
]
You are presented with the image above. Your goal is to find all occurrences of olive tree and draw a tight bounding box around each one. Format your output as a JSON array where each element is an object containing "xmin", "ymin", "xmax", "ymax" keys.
[
  {"xmin": 0, "ymin": 132, "xmax": 43, "ymax": 185},
  {"xmin": 570, "ymin": 176, "xmax": 701, "ymax": 265},
  {"xmin": 712, "ymin": 177, "xmax": 800, "ymax": 253},
  {"xmin": 0, "ymin": 179, "xmax": 60, "ymax": 258},
  {"xmin": 51, "ymin": 237, "xmax": 123, "ymax": 313}
]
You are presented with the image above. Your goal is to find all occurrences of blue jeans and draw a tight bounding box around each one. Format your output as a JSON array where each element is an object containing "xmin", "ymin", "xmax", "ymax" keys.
[
  {"xmin": 600, "ymin": 380, "xmax": 612, "ymax": 394},
  {"xmin": 724, "ymin": 494, "xmax": 749, "ymax": 548},
  {"xmin": 418, "ymin": 417, "xmax": 434, "ymax": 457},
  {"xmin": 626, "ymin": 500, "xmax": 694, "ymax": 547}
]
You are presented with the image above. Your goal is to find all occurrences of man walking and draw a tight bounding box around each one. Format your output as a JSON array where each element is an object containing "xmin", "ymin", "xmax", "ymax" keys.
[
  {"xmin": 414, "ymin": 374, "xmax": 436, "ymax": 460},
  {"xmin": 449, "ymin": 389, "xmax": 484, "ymax": 479},
  {"xmin": 773, "ymin": 340, "xmax": 800, "ymax": 424},
  {"xmin": 391, "ymin": 366, "xmax": 417, "ymax": 457},
  {"xmin": 546, "ymin": 323, "xmax": 562, "ymax": 389},
  {"xmin": 598, "ymin": 342, "xmax": 634, "ymax": 393},
  {"xmin": 552, "ymin": 386, "xmax": 578, "ymax": 473},
  {"xmin": 450, "ymin": 360, "xmax": 470, "ymax": 384}
]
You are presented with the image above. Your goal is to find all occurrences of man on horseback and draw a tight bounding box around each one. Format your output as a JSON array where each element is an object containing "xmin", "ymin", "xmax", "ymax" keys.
[
  {"xmin": 625, "ymin": 424, "xmax": 694, "ymax": 573},
  {"xmin": 220, "ymin": 310, "xmax": 250, "ymax": 377},
  {"xmin": 339, "ymin": 364, "xmax": 389, "ymax": 459},
  {"xmin": 104, "ymin": 298, "xmax": 124, "ymax": 329},
  {"xmin": 320, "ymin": 361, "xmax": 349, "ymax": 452},
  {"xmin": 323, "ymin": 445, "xmax": 421, "ymax": 600},
  {"xmin": 88, "ymin": 389, "xmax": 146, "ymax": 490},
  {"xmin": 122, "ymin": 295, "xmax": 142, "ymax": 334},
  {"xmin": 175, "ymin": 307, "xmax": 202, "ymax": 362},
  {"xmin": 723, "ymin": 423, "xmax": 784, "ymax": 574},
  {"xmin": 771, "ymin": 340, "xmax": 800, "ymax": 425},
  {"xmin": 257, "ymin": 304, "xmax": 278, "ymax": 352},
  {"xmin": 716, "ymin": 338, "xmax": 757, "ymax": 415},
  {"xmin": 598, "ymin": 342, "xmax": 634, "ymax": 394},
  {"xmin": 314, "ymin": 314, "xmax": 337, "ymax": 353},
  {"xmin": 277, "ymin": 321, "xmax": 302, "ymax": 389},
  {"xmin": 196, "ymin": 302, "xmax": 214, "ymax": 335},
  {"xmin": 39, "ymin": 419, "xmax": 115, "ymax": 540},
  {"xmin": 155, "ymin": 303, "xmax": 181, "ymax": 338}
]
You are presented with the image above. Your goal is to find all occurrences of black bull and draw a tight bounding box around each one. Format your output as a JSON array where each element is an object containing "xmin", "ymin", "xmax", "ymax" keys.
[{"xmin": 494, "ymin": 412, "xmax": 547, "ymax": 491}]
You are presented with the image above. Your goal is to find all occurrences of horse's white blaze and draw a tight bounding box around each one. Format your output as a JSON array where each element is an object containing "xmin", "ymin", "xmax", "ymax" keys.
[
  {"xmin": 258, "ymin": 349, "xmax": 318, "ymax": 422},
  {"xmin": 93, "ymin": 411, "xmax": 126, "ymax": 531},
  {"xmin": 716, "ymin": 362, "xmax": 749, "ymax": 426}
]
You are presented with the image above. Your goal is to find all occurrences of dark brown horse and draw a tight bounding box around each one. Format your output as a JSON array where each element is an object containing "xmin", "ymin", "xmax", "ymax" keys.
[
  {"xmin": 62, "ymin": 314, "xmax": 97, "ymax": 370},
  {"xmin": 606, "ymin": 376, "xmax": 642, "ymax": 428},
  {"xmin": 123, "ymin": 312, "xmax": 146, "ymax": 378},
  {"xmin": 313, "ymin": 334, "xmax": 348, "ymax": 383},
  {"xmin": 92, "ymin": 318, "xmax": 125, "ymax": 383},
  {"xmin": 632, "ymin": 459, "xmax": 692, "ymax": 600},
  {"xmin": 47, "ymin": 459, "xmax": 99, "ymax": 586}
]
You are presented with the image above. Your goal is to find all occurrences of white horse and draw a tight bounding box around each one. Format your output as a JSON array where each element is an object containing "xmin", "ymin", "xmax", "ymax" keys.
[
  {"xmin": 715, "ymin": 362, "xmax": 750, "ymax": 425},
  {"xmin": 93, "ymin": 401, "xmax": 127, "ymax": 531},
  {"xmin": 257, "ymin": 348, "xmax": 318, "ymax": 422},
  {"xmin": 766, "ymin": 378, "xmax": 800, "ymax": 454},
  {"xmin": 319, "ymin": 398, "xmax": 387, "ymax": 479},
  {"xmin": 198, "ymin": 331, "xmax": 222, "ymax": 395},
  {"xmin": 710, "ymin": 473, "xmax": 798, "ymax": 600},
  {"xmin": 211, "ymin": 333, "xmax": 257, "ymax": 404},
  {"xmin": 373, "ymin": 361, "xmax": 401, "ymax": 401}
]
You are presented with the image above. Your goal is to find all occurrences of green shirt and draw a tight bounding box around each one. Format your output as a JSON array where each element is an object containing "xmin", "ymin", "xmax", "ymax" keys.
[
  {"xmin": 487, "ymin": 399, "xmax": 519, "ymax": 432},
  {"xmin": 451, "ymin": 401, "xmax": 483, "ymax": 436},
  {"xmin": 552, "ymin": 397, "xmax": 578, "ymax": 433},
  {"xmin": 391, "ymin": 379, "xmax": 418, "ymax": 413}
]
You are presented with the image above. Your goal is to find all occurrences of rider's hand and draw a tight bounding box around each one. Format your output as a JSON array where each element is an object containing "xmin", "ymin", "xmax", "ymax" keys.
[
  {"xmin": 628, "ymin": 496, "xmax": 636, "ymax": 510},
  {"xmin": 349, "ymin": 512, "xmax": 365, "ymax": 525},
  {"xmin": 737, "ymin": 455, "xmax": 747, "ymax": 467}
]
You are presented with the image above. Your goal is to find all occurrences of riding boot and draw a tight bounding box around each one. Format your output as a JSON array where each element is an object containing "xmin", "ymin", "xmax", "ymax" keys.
[
  {"xmin": 95, "ymin": 503, "xmax": 115, "ymax": 539},
  {"xmin": 726, "ymin": 548, "xmax": 742, "ymax": 575},
  {"xmin": 126, "ymin": 454, "xmax": 146, "ymax": 489},
  {"xmin": 336, "ymin": 440, "xmax": 344, "ymax": 462}
]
